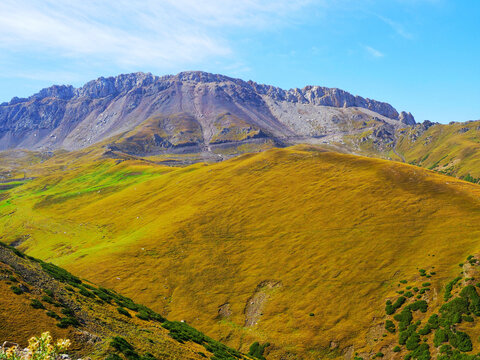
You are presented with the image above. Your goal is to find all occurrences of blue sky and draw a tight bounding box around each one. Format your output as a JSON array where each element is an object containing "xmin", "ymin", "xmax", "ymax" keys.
[{"xmin": 0, "ymin": 0, "xmax": 478, "ymax": 123}]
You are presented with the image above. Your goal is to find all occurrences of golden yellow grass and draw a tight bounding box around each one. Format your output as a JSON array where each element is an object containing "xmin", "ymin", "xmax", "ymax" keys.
[
  {"xmin": 2, "ymin": 145, "xmax": 480, "ymax": 358},
  {"xmin": 396, "ymin": 120, "xmax": 480, "ymax": 178}
]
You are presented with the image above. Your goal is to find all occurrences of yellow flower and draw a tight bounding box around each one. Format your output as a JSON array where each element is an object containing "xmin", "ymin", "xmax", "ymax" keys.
[
  {"xmin": 56, "ymin": 339, "xmax": 71, "ymax": 351},
  {"xmin": 5, "ymin": 346, "xmax": 17, "ymax": 357}
]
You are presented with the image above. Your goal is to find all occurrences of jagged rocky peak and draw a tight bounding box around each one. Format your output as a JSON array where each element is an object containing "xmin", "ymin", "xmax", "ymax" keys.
[
  {"xmin": 33, "ymin": 85, "xmax": 76, "ymax": 101},
  {"xmin": 398, "ymin": 111, "xmax": 416, "ymax": 125},
  {"xmin": 173, "ymin": 71, "xmax": 244, "ymax": 85},
  {"xmin": 76, "ymin": 72, "xmax": 158, "ymax": 98},
  {"xmin": 249, "ymin": 81, "xmax": 408, "ymax": 122}
]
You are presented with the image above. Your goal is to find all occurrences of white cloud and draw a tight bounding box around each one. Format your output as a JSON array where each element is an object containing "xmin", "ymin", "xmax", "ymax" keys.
[
  {"xmin": 374, "ymin": 14, "xmax": 413, "ymax": 39},
  {"xmin": 364, "ymin": 45, "xmax": 384, "ymax": 58},
  {"xmin": 0, "ymin": 0, "xmax": 316, "ymax": 69}
]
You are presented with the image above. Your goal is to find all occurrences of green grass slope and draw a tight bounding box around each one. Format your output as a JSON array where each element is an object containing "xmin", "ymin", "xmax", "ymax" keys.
[{"xmin": 2, "ymin": 146, "xmax": 480, "ymax": 358}]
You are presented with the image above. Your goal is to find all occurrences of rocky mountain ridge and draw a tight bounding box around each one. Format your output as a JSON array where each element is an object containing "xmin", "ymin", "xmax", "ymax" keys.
[{"xmin": 0, "ymin": 71, "xmax": 415, "ymax": 154}]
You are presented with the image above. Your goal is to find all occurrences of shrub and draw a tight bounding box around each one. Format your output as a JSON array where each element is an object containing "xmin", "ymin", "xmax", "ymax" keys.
[
  {"xmin": 41, "ymin": 295, "xmax": 55, "ymax": 304},
  {"xmin": 248, "ymin": 342, "xmax": 270, "ymax": 360},
  {"xmin": 405, "ymin": 332, "xmax": 420, "ymax": 350},
  {"xmin": 78, "ymin": 287, "xmax": 95, "ymax": 298},
  {"xmin": 393, "ymin": 346, "xmax": 401, "ymax": 352},
  {"xmin": 385, "ymin": 320, "xmax": 395, "ymax": 333},
  {"xmin": 136, "ymin": 310, "xmax": 151, "ymax": 321},
  {"xmin": 10, "ymin": 285, "xmax": 23, "ymax": 295},
  {"xmin": 110, "ymin": 337, "xmax": 134, "ymax": 353},
  {"xmin": 433, "ymin": 329, "xmax": 448, "ymax": 347},
  {"xmin": 56, "ymin": 315, "xmax": 79, "ymax": 328},
  {"xmin": 46, "ymin": 311, "xmax": 60, "ymax": 319},
  {"xmin": 30, "ymin": 299, "xmax": 45, "ymax": 309},
  {"xmin": 394, "ymin": 309, "xmax": 413, "ymax": 331},
  {"xmin": 117, "ymin": 307, "xmax": 132, "ymax": 318},
  {"xmin": 444, "ymin": 277, "xmax": 462, "ymax": 301},
  {"xmin": 449, "ymin": 331, "xmax": 472, "ymax": 352},
  {"xmin": 386, "ymin": 296, "xmax": 406, "ymax": 315},
  {"xmin": 61, "ymin": 307, "xmax": 74, "ymax": 316},
  {"xmin": 39, "ymin": 261, "xmax": 82, "ymax": 286},
  {"xmin": 407, "ymin": 300, "xmax": 428, "ymax": 313}
]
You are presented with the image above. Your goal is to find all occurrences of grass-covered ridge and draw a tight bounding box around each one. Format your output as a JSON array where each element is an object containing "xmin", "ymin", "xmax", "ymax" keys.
[
  {"xmin": 2, "ymin": 145, "xmax": 480, "ymax": 358},
  {"xmin": 394, "ymin": 120, "xmax": 480, "ymax": 179}
]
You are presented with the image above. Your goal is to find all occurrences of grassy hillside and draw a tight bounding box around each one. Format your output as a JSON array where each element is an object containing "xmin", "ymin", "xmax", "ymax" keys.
[
  {"xmin": 0, "ymin": 241, "xmax": 252, "ymax": 360},
  {"xmin": 2, "ymin": 145, "xmax": 480, "ymax": 358},
  {"xmin": 395, "ymin": 120, "xmax": 480, "ymax": 180}
]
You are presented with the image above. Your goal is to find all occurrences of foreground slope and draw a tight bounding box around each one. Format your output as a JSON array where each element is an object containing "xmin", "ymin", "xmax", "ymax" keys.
[
  {"xmin": 2, "ymin": 146, "xmax": 480, "ymax": 358},
  {"xmin": 0, "ymin": 242, "xmax": 251, "ymax": 360}
]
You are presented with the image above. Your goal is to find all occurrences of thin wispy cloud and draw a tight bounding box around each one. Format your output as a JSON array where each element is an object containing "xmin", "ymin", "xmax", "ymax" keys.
[
  {"xmin": 0, "ymin": 0, "xmax": 316, "ymax": 69},
  {"xmin": 375, "ymin": 14, "xmax": 414, "ymax": 39},
  {"xmin": 364, "ymin": 45, "xmax": 384, "ymax": 58}
]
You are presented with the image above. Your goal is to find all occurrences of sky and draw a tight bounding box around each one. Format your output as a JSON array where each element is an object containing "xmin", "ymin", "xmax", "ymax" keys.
[{"xmin": 0, "ymin": 0, "xmax": 479, "ymax": 123}]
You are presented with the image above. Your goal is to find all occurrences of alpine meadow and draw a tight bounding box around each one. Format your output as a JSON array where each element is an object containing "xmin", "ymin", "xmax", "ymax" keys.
[{"xmin": 1, "ymin": 1, "xmax": 480, "ymax": 360}]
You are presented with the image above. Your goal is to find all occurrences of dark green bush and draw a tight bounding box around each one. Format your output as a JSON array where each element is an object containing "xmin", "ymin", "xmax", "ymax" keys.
[
  {"xmin": 56, "ymin": 316, "xmax": 79, "ymax": 328},
  {"xmin": 449, "ymin": 331, "xmax": 472, "ymax": 352},
  {"xmin": 41, "ymin": 295, "xmax": 55, "ymax": 304},
  {"xmin": 79, "ymin": 286, "xmax": 95, "ymax": 298},
  {"xmin": 39, "ymin": 261, "xmax": 82, "ymax": 286},
  {"xmin": 407, "ymin": 300, "xmax": 428, "ymax": 313},
  {"xmin": 117, "ymin": 307, "xmax": 132, "ymax": 318},
  {"xmin": 61, "ymin": 307, "xmax": 74, "ymax": 316},
  {"xmin": 434, "ymin": 329, "xmax": 448, "ymax": 347},
  {"xmin": 10, "ymin": 285, "xmax": 23, "ymax": 295},
  {"xmin": 30, "ymin": 299, "xmax": 45, "ymax": 309},
  {"xmin": 406, "ymin": 332, "xmax": 420, "ymax": 350},
  {"xmin": 386, "ymin": 296, "xmax": 406, "ymax": 315},
  {"xmin": 136, "ymin": 310, "xmax": 151, "ymax": 321},
  {"xmin": 385, "ymin": 320, "xmax": 396, "ymax": 333},
  {"xmin": 248, "ymin": 342, "xmax": 270, "ymax": 360},
  {"xmin": 444, "ymin": 277, "xmax": 462, "ymax": 301},
  {"xmin": 111, "ymin": 337, "xmax": 134, "ymax": 353},
  {"xmin": 46, "ymin": 311, "xmax": 60, "ymax": 319},
  {"xmin": 394, "ymin": 309, "xmax": 413, "ymax": 331}
]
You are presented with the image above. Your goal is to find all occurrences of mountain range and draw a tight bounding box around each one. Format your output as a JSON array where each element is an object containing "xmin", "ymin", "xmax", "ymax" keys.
[{"xmin": 0, "ymin": 71, "xmax": 415, "ymax": 156}]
